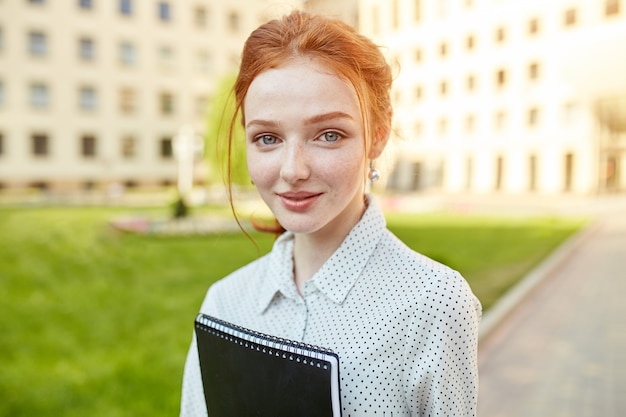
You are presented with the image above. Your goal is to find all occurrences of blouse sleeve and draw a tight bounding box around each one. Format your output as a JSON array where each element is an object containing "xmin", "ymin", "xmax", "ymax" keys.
[
  {"xmin": 402, "ymin": 272, "xmax": 481, "ymax": 416},
  {"xmin": 180, "ymin": 284, "xmax": 224, "ymax": 417},
  {"xmin": 179, "ymin": 334, "xmax": 207, "ymax": 417}
]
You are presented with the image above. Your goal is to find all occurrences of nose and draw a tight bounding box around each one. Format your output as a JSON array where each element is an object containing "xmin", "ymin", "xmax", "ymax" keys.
[{"xmin": 280, "ymin": 141, "xmax": 310, "ymax": 184}]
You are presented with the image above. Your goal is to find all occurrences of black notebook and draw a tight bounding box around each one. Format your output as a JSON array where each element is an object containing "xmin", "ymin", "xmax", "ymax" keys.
[{"xmin": 194, "ymin": 313, "xmax": 342, "ymax": 417}]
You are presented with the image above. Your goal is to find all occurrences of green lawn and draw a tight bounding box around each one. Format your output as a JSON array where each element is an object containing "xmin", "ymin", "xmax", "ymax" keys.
[{"xmin": 0, "ymin": 205, "xmax": 583, "ymax": 416}]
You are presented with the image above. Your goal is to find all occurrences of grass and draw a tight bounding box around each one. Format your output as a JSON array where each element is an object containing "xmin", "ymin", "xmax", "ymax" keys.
[
  {"xmin": 385, "ymin": 213, "xmax": 583, "ymax": 309},
  {"xmin": 0, "ymin": 205, "xmax": 584, "ymax": 416}
]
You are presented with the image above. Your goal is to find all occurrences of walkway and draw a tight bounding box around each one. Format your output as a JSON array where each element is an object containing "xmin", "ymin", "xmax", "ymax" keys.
[{"xmin": 477, "ymin": 209, "xmax": 626, "ymax": 416}]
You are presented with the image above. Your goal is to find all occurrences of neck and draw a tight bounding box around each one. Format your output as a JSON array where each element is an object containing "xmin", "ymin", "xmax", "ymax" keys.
[{"xmin": 292, "ymin": 196, "xmax": 368, "ymax": 294}]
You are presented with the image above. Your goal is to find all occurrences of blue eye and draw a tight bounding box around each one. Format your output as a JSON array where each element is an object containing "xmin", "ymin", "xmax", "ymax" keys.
[
  {"xmin": 259, "ymin": 135, "xmax": 278, "ymax": 145},
  {"xmin": 322, "ymin": 131, "xmax": 341, "ymax": 142}
]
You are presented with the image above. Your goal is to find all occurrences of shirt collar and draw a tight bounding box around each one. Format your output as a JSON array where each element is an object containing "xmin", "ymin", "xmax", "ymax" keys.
[
  {"xmin": 256, "ymin": 196, "xmax": 387, "ymax": 313},
  {"xmin": 256, "ymin": 232, "xmax": 298, "ymax": 313}
]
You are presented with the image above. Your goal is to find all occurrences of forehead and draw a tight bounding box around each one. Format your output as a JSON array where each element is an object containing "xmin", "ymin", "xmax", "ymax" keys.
[{"xmin": 243, "ymin": 58, "xmax": 361, "ymax": 121}]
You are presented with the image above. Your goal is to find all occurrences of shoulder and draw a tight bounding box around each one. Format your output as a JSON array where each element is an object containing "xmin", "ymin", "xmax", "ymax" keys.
[
  {"xmin": 199, "ymin": 253, "xmax": 271, "ymax": 315},
  {"xmin": 373, "ymin": 229, "xmax": 481, "ymax": 317}
]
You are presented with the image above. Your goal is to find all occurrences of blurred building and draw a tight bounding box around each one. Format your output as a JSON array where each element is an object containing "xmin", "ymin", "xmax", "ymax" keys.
[
  {"xmin": 360, "ymin": 0, "xmax": 626, "ymax": 195},
  {"xmin": 304, "ymin": 0, "xmax": 359, "ymax": 26},
  {"xmin": 2, "ymin": 0, "xmax": 625, "ymax": 196},
  {"xmin": 0, "ymin": 0, "xmax": 300, "ymax": 193}
]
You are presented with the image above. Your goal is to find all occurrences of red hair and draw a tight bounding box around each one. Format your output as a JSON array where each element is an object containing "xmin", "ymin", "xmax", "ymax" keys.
[{"xmin": 226, "ymin": 10, "xmax": 393, "ymax": 236}]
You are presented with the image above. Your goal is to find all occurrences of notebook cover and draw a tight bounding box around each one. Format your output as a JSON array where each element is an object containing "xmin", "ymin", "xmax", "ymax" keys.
[{"xmin": 195, "ymin": 313, "xmax": 342, "ymax": 417}]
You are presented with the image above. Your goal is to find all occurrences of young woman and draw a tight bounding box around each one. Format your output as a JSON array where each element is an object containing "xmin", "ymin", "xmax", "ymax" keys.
[{"xmin": 180, "ymin": 10, "xmax": 481, "ymax": 417}]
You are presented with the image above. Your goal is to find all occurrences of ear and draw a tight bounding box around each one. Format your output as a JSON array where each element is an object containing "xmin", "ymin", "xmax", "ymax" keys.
[{"xmin": 368, "ymin": 110, "xmax": 392, "ymax": 159}]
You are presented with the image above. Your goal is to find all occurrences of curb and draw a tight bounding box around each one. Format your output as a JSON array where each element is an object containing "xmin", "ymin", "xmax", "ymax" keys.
[{"xmin": 477, "ymin": 218, "xmax": 603, "ymax": 343}]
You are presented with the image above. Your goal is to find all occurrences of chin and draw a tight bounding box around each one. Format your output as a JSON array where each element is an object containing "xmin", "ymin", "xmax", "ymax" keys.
[
  {"xmin": 274, "ymin": 215, "xmax": 324, "ymax": 235},
  {"xmin": 279, "ymin": 222, "xmax": 321, "ymax": 235}
]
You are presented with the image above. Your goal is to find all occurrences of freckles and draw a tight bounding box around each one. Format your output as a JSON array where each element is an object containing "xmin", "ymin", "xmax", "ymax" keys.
[
  {"xmin": 248, "ymin": 164, "xmax": 273, "ymax": 184},
  {"xmin": 247, "ymin": 155, "xmax": 279, "ymax": 185}
]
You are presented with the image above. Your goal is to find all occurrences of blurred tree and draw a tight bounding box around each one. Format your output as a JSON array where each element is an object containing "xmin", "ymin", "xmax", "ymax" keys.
[{"xmin": 205, "ymin": 75, "xmax": 250, "ymax": 186}]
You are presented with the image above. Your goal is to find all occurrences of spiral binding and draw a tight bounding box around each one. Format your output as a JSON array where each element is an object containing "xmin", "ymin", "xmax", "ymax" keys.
[{"xmin": 195, "ymin": 313, "xmax": 336, "ymax": 369}]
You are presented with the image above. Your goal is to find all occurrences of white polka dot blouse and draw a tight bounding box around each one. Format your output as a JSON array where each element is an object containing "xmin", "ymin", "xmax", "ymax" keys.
[{"xmin": 180, "ymin": 196, "xmax": 482, "ymax": 417}]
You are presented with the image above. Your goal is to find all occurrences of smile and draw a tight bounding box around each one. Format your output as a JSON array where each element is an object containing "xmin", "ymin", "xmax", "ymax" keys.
[{"xmin": 277, "ymin": 192, "xmax": 322, "ymax": 211}]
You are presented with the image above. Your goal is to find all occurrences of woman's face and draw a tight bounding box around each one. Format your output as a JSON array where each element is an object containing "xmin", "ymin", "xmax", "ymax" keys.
[{"xmin": 244, "ymin": 58, "xmax": 367, "ymax": 239}]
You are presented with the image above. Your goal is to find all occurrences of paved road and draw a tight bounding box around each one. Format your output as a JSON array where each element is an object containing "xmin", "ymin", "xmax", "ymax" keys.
[{"xmin": 477, "ymin": 211, "xmax": 626, "ymax": 417}]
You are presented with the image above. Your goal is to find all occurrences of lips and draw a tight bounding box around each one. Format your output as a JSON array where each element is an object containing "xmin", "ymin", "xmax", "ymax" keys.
[{"xmin": 277, "ymin": 191, "xmax": 322, "ymax": 211}]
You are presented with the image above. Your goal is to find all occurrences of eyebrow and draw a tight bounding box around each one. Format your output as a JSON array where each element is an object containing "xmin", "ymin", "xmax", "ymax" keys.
[
  {"xmin": 245, "ymin": 111, "xmax": 355, "ymax": 129},
  {"xmin": 304, "ymin": 111, "xmax": 355, "ymax": 125}
]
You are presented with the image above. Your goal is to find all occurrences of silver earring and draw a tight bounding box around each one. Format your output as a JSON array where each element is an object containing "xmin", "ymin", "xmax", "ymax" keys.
[{"xmin": 368, "ymin": 166, "xmax": 380, "ymax": 183}]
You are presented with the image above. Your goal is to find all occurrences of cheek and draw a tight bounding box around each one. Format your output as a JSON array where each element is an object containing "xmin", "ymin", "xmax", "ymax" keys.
[
  {"xmin": 246, "ymin": 150, "xmax": 276, "ymax": 186},
  {"xmin": 324, "ymin": 155, "xmax": 365, "ymax": 188}
]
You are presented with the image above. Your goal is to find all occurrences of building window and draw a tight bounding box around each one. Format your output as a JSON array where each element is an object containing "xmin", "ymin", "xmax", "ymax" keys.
[
  {"xmin": 123, "ymin": 179, "xmax": 138, "ymax": 189},
  {"xmin": 119, "ymin": 88, "xmax": 136, "ymax": 114},
  {"xmin": 438, "ymin": 118, "xmax": 448, "ymax": 136},
  {"xmin": 79, "ymin": 37, "xmax": 95, "ymax": 61},
  {"xmin": 466, "ymin": 74, "xmax": 476, "ymax": 92},
  {"xmin": 0, "ymin": 132, "xmax": 4, "ymax": 156},
  {"xmin": 465, "ymin": 34, "xmax": 475, "ymax": 51},
  {"xmin": 158, "ymin": 45, "xmax": 174, "ymax": 69},
  {"xmin": 195, "ymin": 96, "xmax": 208, "ymax": 117},
  {"xmin": 528, "ymin": 62, "xmax": 540, "ymax": 81},
  {"xmin": 605, "ymin": 0, "xmax": 620, "ymax": 16},
  {"xmin": 80, "ymin": 135, "xmax": 97, "ymax": 157},
  {"xmin": 228, "ymin": 11, "xmax": 240, "ymax": 32},
  {"xmin": 32, "ymin": 133, "xmax": 49, "ymax": 156},
  {"xmin": 414, "ymin": 0, "xmax": 421, "ymax": 22},
  {"xmin": 528, "ymin": 17, "xmax": 540, "ymax": 35},
  {"xmin": 495, "ymin": 110, "xmax": 507, "ymax": 131},
  {"xmin": 495, "ymin": 26, "xmax": 506, "ymax": 43},
  {"xmin": 196, "ymin": 50, "xmax": 212, "ymax": 73},
  {"xmin": 0, "ymin": 27, "xmax": 4, "ymax": 52},
  {"xmin": 158, "ymin": 2, "xmax": 171, "ymax": 21},
  {"xmin": 392, "ymin": 0, "xmax": 400, "ymax": 29},
  {"xmin": 79, "ymin": 0, "xmax": 93, "ymax": 9},
  {"xmin": 159, "ymin": 92, "xmax": 174, "ymax": 115},
  {"xmin": 528, "ymin": 107, "xmax": 540, "ymax": 127},
  {"xmin": 495, "ymin": 156, "xmax": 504, "ymax": 191},
  {"xmin": 437, "ymin": 0, "xmax": 448, "ymax": 18},
  {"xmin": 160, "ymin": 137, "xmax": 173, "ymax": 158},
  {"xmin": 79, "ymin": 86, "xmax": 97, "ymax": 110},
  {"xmin": 414, "ymin": 121, "xmax": 423, "ymax": 138},
  {"xmin": 194, "ymin": 6, "xmax": 207, "ymax": 27},
  {"xmin": 119, "ymin": 41, "xmax": 136, "ymax": 66},
  {"xmin": 30, "ymin": 83, "xmax": 49, "ymax": 108},
  {"xmin": 29, "ymin": 181, "xmax": 49, "ymax": 191},
  {"xmin": 414, "ymin": 48, "xmax": 422, "ymax": 63},
  {"xmin": 529, "ymin": 154, "xmax": 537, "ymax": 191},
  {"xmin": 465, "ymin": 115, "xmax": 476, "ymax": 133},
  {"xmin": 121, "ymin": 135, "xmax": 137, "ymax": 158},
  {"xmin": 465, "ymin": 157, "xmax": 473, "ymax": 190},
  {"xmin": 82, "ymin": 181, "xmax": 96, "ymax": 191},
  {"xmin": 119, "ymin": 0, "xmax": 132, "ymax": 15},
  {"xmin": 563, "ymin": 101, "xmax": 578, "ymax": 123},
  {"xmin": 564, "ymin": 8, "xmax": 577, "ymax": 26},
  {"xmin": 29, "ymin": 0, "xmax": 45, "ymax": 4},
  {"xmin": 372, "ymin": 5, "xmax": 380, "ymax": 35},
  {"xmin": 496, "ymin": 69, "xmax": 507, "ymax": 88},
  {"xmin": 439, "ymin": 42, "xmax": 448, "ymax": 58},
  {"xmin": 415, "ymin": 85, "xmax": 423, "ymax": 100},
  {"xmin": 564, "ymin": 153, "xmax": 574, "ymax": 191},
  {"xmin": 439, "ymin": 80, "xmax": 448, "ymax": 96},
  {"xmin": 29, "ymin": 31, "xmax": 47, "ymax": 56}
]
